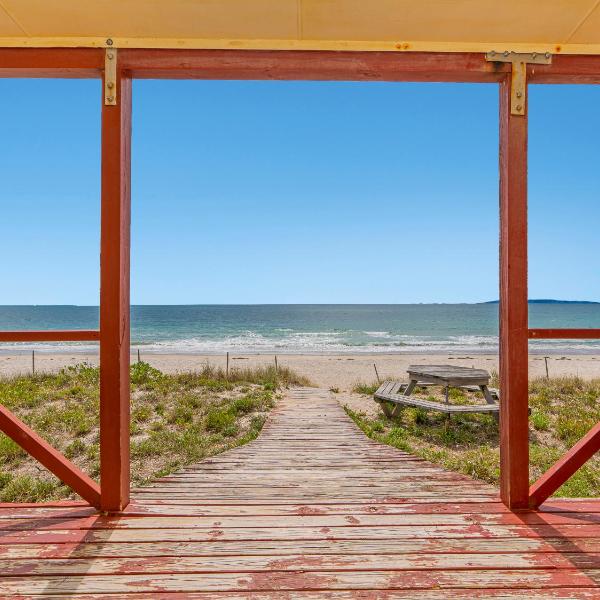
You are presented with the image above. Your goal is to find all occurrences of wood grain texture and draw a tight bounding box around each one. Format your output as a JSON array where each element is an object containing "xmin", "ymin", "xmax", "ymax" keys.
[
  {"xmin": 0, "ymin": 49, "xmax": 598, "ymax": 86},
  {"xmin": 119, "ymin": 50, "xmax": 511, "ymax": 82},
  {"xmin": 2, "ymin": 388, "xmax": 600, "ymax": 596},
  {"xmin": 499, "ymin": 72, "xmax": 530, "ymax": 509},
  {"xmin": 99, "ymin": 69, "xmax": 132, "ymax": 512}
]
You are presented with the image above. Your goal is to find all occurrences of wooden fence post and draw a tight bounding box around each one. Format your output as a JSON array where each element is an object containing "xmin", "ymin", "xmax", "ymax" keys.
[{"xmin": 100, "ymin": 60, "xmax": 132, "ymax": 511}]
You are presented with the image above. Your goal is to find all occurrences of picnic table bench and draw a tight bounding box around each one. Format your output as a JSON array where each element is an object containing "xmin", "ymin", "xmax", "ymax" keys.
[{"xmin": 374, "ymin": 364, "xmax": 501, "ymax": 418}]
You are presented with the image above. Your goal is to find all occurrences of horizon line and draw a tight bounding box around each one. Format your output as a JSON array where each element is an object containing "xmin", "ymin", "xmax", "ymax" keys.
[{"xmin": 1, "ymin": 299, "xmax": 599, "ymax": 308}]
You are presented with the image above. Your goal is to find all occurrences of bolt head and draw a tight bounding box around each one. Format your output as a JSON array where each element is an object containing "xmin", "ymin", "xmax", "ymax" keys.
[
  {"xmin": 107, "ymin": 82, "xmax": 114, "ymax": 89},
  {"xmin": 107, "ymin": 96, "xmax": 114, "ymax": 103},
  {"xmin": 106, "ymin": 38, "xmax": 113, "ymax": 46},
  {"xmin": 516, "ymin": 91, "xmax": 522, "ymax": 98},
  {"xmin": 516, "ymin": 104, "xmax": 523, "ymax": 111},
  {"xmin": 503, "ymin": 50, "xmax": 510, "ymax": 57}
]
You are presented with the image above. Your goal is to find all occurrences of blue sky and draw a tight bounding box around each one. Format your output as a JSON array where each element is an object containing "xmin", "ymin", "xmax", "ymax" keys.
[{"xmin": 0, "ymin": 79, "xmax": 598, "ymax": 305}]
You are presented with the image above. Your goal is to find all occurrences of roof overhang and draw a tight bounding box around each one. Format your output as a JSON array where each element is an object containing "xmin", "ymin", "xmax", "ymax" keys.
[{"xmin": 1, "ymin": 1, "xmax": 600, "ymax": 54}]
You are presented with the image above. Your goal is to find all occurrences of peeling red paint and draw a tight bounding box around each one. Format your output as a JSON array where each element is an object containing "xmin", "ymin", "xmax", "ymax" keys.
[{"xmin": 296, "ymin": 505, "xmax": 327, "ymax": 515}]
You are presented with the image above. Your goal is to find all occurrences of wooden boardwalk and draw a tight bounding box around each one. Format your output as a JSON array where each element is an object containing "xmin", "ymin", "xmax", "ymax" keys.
[{"xmin": 2, "ymin": 387, "xmax": 600, "ymax": 598}]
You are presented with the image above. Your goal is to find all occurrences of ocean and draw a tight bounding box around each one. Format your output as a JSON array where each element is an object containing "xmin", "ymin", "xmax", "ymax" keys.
[{"xmin": 1, "ymin": 304, "xmax": 600, "ymax": 355}]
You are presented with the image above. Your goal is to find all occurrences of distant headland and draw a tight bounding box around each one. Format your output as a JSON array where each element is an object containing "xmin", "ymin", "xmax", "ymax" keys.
[{"xmin": 483, "ymin": 299, "xmax": 600, "ymax": 305}]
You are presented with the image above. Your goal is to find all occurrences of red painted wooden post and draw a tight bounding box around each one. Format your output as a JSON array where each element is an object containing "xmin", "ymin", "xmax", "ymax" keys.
[
  {"xmin": 0, "ymin": 406, "xmax": 101, "ymax": 506},
  {"xmin": 530, "ymin": 422, "xmax": 600, "ymax": 507},
  {"xmin": 498, "ymin": 73, "xmax": 530, "ymax": 509},
  {"xmin": 100, "ymin": 65, "xmax": 132, "ymax": 511}
]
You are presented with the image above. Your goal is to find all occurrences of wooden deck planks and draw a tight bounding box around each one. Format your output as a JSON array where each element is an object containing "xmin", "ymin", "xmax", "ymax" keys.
[{"xmin": 2, "ymin": 387, "xmax": 600, "ymax": 597}]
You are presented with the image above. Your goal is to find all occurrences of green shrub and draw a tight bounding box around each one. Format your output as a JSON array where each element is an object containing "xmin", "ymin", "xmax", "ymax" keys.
[
  {"xmin": 0, "ymin": 435, "xmax": 25, "ymax": 464},
  {"xmin": 353, "ymin": 382, "xmax": 379, "ymax": 395},
  {"xmin": 531, "ymin": 411, "xmax": 550, "ymax": 431},
  {"xmin": 0, "ymin": 475, "xmax": 61, "ymax": 503},
  {"xmin": 130, "ymin": 361, "xmax": 164, "ymax": 386},
  {"xmin": 205, "ymin": 407, "xmax": 236, "ymax": 433}
]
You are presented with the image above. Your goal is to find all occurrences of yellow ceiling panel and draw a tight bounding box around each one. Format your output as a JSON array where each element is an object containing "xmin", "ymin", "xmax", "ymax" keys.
[
  {"xmin": 301, "ymin": 0, "xmax": 597, "ymax": 43},
  {"xmin": 0, "ymin": 0, "xmax": 298, "ymax": 39},
  {"xmin": 0, "ymin": 4, "xmax": 28, "ymax": 35},
  {"xmin": 568, "ymin": 4, "xmax": 600, "ymax": 43},
  {"xmin": 0, "ymin": 0, "xmax": 599, "ymax": 53}
]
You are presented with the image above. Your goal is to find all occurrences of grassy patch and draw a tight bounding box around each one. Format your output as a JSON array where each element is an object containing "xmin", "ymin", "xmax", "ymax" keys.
[
  {"xmin": 0, "ymin": 361, "xmax": 309, "ymax": 502},
  {"xmin": 346, "ymin": 376, "xmax": 600, "ymax": 498},
  {"xmin": 353, "ymin": 382, "xmax": 380, "ymax": 395}
]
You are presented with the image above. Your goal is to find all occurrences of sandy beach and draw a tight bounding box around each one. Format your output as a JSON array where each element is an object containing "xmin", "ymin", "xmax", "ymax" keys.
[{"xmin": 2, "ymin": 352, "xmax": 600, "ymax": 390}]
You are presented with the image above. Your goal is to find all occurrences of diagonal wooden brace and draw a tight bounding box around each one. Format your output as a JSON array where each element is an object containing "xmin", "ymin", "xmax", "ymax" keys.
[
  {"xmin": 0, "ymin": 404, "xmax": 101, "ymax": 507},
  {"xmin": 529, "ymin": 421, "xmax": 600, "ymax": 508}
]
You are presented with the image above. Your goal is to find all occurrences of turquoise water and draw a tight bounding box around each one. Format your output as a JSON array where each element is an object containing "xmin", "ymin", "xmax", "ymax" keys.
[{"xmin": 1, "ymin": 304, "xmax": 600, "ymax": 354}]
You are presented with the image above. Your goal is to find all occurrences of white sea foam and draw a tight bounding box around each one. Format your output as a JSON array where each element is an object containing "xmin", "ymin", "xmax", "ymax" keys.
[{"xmin": 2, "ymin": 331, "xmax": 600, "ymax": 355}]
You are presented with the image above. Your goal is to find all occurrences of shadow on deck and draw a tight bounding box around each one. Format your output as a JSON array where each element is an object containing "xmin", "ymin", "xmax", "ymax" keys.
[{"xmin": 1, "ymin": 387, "xmax": 600, "ymax": 597}]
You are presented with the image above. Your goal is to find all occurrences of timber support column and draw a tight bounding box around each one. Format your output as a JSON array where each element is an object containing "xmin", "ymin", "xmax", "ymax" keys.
[
  {"xmin": 491, "ymin": 52, "xmax": 538, "ymax": 509},
  {"xmin": 498, "ymin": 70, "xmax": 529, "ymax": 508},
  {"xmin": 490, "ymin": 52, "xmax": 550, "ymax": 508},
  {"xmin": 100, "ymin": 48, "xmax": 132, "ymax": 511}
]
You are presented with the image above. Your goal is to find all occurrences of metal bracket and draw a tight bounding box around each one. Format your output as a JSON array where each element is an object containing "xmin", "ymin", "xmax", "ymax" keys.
[
  {"xmin": 104, "ymin": 48, "xmax": 117, "ymax": 106},
  {"xmin": 485, "ymin": 51, "xmax": 552, "ymax": 116}
]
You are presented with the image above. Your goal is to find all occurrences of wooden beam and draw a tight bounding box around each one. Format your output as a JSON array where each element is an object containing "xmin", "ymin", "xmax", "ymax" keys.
[
  {"xmin": 530, "ymin": 422, "xmax": 600, "ymax": 507},
  {"xmin": 0, "ymin": 405, "xmax": 100, "ymax": 506},
  {"xmin": 499, "ymin": 73, "xmax": 530, "ymax": 510},
  {"xmin": 0, "ymin": 48, "xmax": 102, "ymax": 78},
  {"xmin": 529, "ymin": 329, "xmax": 600, "ymax": 339},
  {"xmin": 528, "ymin": 54, "xmax": 600, "ymax": 85},
  {"xmin": 0, "ymin": 47, "xmax": 598, "ymax": 83},
  {"xmin": 0, "ymin": 48, "xmax": 598, "ymax": 85},
  {"xmin": 119, "ymin": 49, "xmax": 511, "ymax": 83},
  {"xmin": 100, "ymin": 67, "xmax": 132, "ymax": 512},
  {"xmin": 0, "ymin": 330, "xmax": 99, "ymax": 342}
]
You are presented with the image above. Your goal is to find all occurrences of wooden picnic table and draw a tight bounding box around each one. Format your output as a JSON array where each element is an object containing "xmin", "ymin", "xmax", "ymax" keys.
[
  {"xmin": 405, "ymin": 365, "xmax": 497, "ymax": 405},
  {"xmin": 374, "ymin": 364, "xmax": 500, "ymax": 418}
]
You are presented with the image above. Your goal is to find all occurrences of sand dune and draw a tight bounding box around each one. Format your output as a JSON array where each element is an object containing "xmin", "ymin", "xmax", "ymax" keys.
[{"xmin": 1, "ymin": 352, "xmax": 600, "ymax": 390}]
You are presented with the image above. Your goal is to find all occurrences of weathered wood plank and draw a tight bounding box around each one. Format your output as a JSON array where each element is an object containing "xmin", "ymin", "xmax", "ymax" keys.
[
  {"xmin": 7, "ymin": 552, "xmax": 600, "ymax": 576},
  {"xmin": 4, "ymin": 537, "xmax": 600, "ymax": 560},
  {"xmin": 4, "ymin": 569, "xmax": 600, "ymax": 594},
  {"xmin": 375, "ymin": 389, "xmax": 500, "ymax": 414},
  {"xmin": 5, "ymin": 523, "xmax": 600, "ymax": 544},
  {"xmin": 4, "ymin": 510, "xmax": 600, "ymax": 531},
  {"xmin": 16, "ymin": 590, "xmax": 600, "ymax": 600}
]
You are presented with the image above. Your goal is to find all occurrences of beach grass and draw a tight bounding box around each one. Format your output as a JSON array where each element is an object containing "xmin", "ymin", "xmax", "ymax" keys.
[
  {"xmin": 347, "ymin": 375, "xmax": 600, "ymax": 497},
  {"xmin": 0, "ymin": 361, "xmax": 310, "ymax": 503}
]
